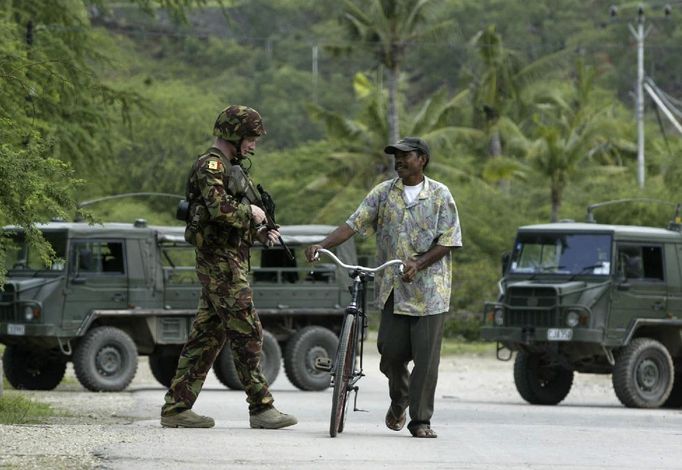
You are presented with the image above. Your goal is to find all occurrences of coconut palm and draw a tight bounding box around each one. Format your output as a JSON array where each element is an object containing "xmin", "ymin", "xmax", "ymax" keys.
[
  {"xmin": 526, "ymin": 62, "xmax": 633, "ymax": 222},
  {"xmin": 467, "ymin": 25, "xmax": 570, "ymax": 159},
  {"xmin": 306, "ymin": 72, "xmax": 482, "ymax": 222},
  {"xmin": 340, "ymin": 0, "xmax": 454, "ymax": 156}
]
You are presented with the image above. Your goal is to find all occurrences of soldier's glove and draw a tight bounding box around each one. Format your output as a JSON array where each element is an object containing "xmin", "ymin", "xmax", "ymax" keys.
[{"xmin": 256, "ymin": 226, "xmax": 276, "ymax": 248}]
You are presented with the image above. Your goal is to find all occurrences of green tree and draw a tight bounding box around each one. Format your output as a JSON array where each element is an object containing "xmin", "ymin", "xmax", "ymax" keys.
[
  {"xmin": 466, "ymin": 24, "xmax": 570, "ymax": 159},
  {"xmin": 526, "ymin": 63, "xmax": 633, "ymax": 222},
  {"xmin": 340, "ymin": 0, "xmax": 453, "ymax": 173},
  {"xmin": 307, "ymin": 72, "xmax": 483, "ymax": 221},
  {"xmin": 0, "ymin": 0, "xmax": 207, "ymax": 281}
]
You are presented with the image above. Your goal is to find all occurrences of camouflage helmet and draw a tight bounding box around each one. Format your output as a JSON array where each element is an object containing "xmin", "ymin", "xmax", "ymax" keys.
[{"xmin": 212, "ymin": 105, "xmax": 266, "ymax": 143}]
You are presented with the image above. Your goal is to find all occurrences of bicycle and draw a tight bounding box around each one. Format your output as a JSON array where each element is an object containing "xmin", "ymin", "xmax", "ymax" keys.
[{"xmin": 312, "ymin": 248, "xmax": 404, "ymax": 437}]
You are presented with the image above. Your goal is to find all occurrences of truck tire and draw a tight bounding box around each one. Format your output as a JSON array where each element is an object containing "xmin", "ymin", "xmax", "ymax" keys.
[
  {"xmin": 284, "ymin": 326, "xmax": 338, "ymax": 391},
  {"xmin": 73, "ymin": 326, "xmax": 138, "ymax": 392},
  {"xmin": 149, "ymin": 351, "xmax": 181, "ymax": 389},
  {"xmin": 513, "ymin": 351, "xmax": 574, "ymax": 405},
  {"xmin": 2, "ymin": 346, "xmax": 66, "ymax": 390},
  {"xmin": 662, "ymin": 369, "xmax": 682, "ymax": 408},
  {"xmin": 214, "ymin": 330, "xmax": 281, "ymax": 390},
  {"xmin": 612, "ymin": 337, "xmax": 673, "ymax": 408}
]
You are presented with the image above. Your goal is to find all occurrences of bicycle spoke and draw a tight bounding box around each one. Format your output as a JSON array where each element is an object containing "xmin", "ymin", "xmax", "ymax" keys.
[
  {"xmin": 317, "ymin": 248, "xmax": 402, "ymax": 438},
  {"xmin": 329, "ymin": 314, "xmax": 355, "ymax": 437}
]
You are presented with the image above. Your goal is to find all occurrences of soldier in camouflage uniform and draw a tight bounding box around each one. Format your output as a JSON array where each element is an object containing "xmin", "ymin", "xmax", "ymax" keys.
[
  {"xmin": 305, "ymin": 137, "xmax": 461, "ymax": 438},
  {"xmin": 160, "ymin": 105, "xmax": 298, "ymax": 430}
]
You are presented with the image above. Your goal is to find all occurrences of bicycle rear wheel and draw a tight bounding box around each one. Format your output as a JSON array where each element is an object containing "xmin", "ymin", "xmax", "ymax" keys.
[{"xmin": 330, "ymin": 313, "xmax": 356, "ymax": 437}]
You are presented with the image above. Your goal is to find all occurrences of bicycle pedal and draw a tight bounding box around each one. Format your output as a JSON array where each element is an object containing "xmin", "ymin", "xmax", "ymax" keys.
[{"xmin": 314, "ymin": 357, "xmax": 332, "ymax": 372}]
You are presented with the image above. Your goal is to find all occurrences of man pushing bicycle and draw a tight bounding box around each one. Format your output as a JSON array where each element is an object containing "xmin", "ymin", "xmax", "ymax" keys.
[{"xmin": 305, "ymin": 137, "xmax": 462, "ymax": 438}]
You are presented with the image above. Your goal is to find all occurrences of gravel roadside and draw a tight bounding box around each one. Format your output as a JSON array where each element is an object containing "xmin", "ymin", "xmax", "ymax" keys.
[
  {"xmin": 0, "ymin": 348, "xmax": 620, "ymax": 469},
  {"xmin": 0, "ymin": 360, "xmax": 154, "ymax": 470}
]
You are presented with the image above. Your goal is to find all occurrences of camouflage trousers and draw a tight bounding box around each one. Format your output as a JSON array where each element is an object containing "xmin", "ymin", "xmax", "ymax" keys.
[{"xmin": 161, "ymin": 251, "xmax": 273, "ymax": 416}]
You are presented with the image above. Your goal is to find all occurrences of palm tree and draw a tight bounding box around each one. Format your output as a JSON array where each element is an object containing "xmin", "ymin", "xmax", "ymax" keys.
[
  {"xmin": 468, "ymin": 25, "xmax": 523, "ymax": 157},
  {"xmin": 340, "ymin": 0, "xmax": 453, "ymax": 156},
  {"xmin": 526, "ymin": 62, "xmax": 632, "ymax": 222},
  {"xmin": 467, "ymin": 25, "xmax": 570, "ymax": 158},
  {"xmin": 306, "ymin": 72, "xmax": 482, "ymax": 221}
]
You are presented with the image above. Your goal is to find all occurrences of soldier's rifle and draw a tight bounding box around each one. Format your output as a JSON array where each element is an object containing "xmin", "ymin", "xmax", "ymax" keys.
[{"xmin": 227, "ymin": 163, "xmax": 295, "ymax": 261}]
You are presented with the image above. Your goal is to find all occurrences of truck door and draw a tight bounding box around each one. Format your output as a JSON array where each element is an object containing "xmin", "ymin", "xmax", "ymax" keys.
[
  {"xmin": 63, "ymin": 239, "xmax": 128, "ymax": 331},
  {"xmin": 608, "ymin": 243, "xmax": 667, "ymax": 341},
  {"xmin": 251, "ymin": 247, "xmax": 339, "ymax": 310},
  {"xmin": 160, "ymin": 243, "xmax": 200, "ymax": 310}
]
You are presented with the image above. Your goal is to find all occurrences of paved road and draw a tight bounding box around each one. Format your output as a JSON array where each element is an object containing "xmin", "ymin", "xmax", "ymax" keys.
[{"xmin": 99, "ymin": 350, "xmax": 682, "ymax": 470}]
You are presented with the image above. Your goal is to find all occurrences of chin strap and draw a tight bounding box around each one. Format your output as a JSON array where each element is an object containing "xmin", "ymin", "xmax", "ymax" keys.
[{"xmin": 229, "ymin": 138, "xmax": 255, "ymax": 165}]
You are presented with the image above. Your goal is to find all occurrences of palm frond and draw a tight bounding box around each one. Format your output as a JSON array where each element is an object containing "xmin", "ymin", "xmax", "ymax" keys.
[
  {"xmin": 306, "ymin": 103, "xmax": 365, "ymax": 142},
  {"xmin": 482, "ymin": 156, "xmax": 528, "ymax": 183},
  {"xmin": 514, "ymin": 48, "xmax": 572, "ymax": 89},
  {"xmin": 421, "ymin": 126, "xmax": 486, "ymax": 148}
]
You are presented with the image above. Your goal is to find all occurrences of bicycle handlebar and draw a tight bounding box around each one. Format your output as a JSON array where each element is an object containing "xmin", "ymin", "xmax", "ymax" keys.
[{"xmin": 314, "ymin": 248, "xmax": 404, "ymax": 274}]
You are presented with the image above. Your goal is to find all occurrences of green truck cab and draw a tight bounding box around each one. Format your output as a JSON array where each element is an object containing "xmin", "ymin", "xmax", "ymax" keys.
[
  {"xmin": 1, "ymin": 221, "xmax": 355, "ymax": 392},
  {"xmin": 482, "ymin": 219, "xmax": 682, "ymax": 409}
]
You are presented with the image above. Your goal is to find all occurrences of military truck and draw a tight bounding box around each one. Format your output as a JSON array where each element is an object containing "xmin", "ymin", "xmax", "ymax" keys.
[
  {"xmin": 0, "ymin": 221, "xmax": 355, "ymax": 392},
  {"xmin": 482, "ymin": 212, "xmax": 682, "ymax": 409}
]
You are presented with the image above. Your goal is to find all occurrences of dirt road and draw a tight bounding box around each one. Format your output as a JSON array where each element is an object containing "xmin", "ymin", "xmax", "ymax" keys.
[{"xmin": 2, "ymin": 347, "xmax": 681, "ymax": 469}]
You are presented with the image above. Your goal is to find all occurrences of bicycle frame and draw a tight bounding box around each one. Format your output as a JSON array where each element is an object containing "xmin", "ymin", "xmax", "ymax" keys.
[
  {"xmin": 314, "ymin": 248, "xmax": 403, "ymax": 437},
  {"xmin": 339, "ymin": 268, "xmax": 368, "ymax": 406}
]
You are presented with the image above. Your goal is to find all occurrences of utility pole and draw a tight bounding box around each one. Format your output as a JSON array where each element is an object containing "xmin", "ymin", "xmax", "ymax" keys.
[
  {"xmin": 628, "ymin": 7, "xmax": 650, "ymax": 189},
  {"xmin": 610, "ymin": 4, "xmax": 672, "ymax": 188},
  {"xmin": 312, "ymin": 44, "xmax": 319, "ymax": 104}
]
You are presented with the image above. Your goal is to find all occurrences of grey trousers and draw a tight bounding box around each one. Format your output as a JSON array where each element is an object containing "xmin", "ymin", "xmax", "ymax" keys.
[{"xmin": 377, "ymin": 292, "xmax": 446, "ymax": 429}]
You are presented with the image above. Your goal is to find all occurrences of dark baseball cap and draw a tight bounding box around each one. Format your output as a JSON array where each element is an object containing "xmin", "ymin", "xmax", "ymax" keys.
[{"xmin": 384, "ymin": 137, "xmax": 430, "ymax": 156}]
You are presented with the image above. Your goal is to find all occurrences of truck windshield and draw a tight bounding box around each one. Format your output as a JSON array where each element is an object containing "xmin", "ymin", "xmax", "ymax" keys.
[
  {"xmin": 510, "ymin": 233, "xmax": 612, "ymax": 276},
  {"xmin": 3, "ymin": 230, "xmax": 68, "ymax": 272}
]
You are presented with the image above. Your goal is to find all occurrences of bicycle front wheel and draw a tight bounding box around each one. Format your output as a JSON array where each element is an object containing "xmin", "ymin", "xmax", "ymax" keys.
[{"xmin": 330, "ymin": 314, "xmax": 356, "ymax": 437}]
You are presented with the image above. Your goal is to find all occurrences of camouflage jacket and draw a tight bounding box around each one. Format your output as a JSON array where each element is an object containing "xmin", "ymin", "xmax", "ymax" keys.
[
  {"xmin": 184, "ymin": 147, "xmax": 256, "ymax": 262},
  {"xmin": 346, "ymin": 176, "xmax": 462, "ymax": 316}
]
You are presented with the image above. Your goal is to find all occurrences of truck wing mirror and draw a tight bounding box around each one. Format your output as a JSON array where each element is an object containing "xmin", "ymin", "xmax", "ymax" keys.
[{"xmin": 501, "ymin": 252, "xmax": 511, "ymax": 276}]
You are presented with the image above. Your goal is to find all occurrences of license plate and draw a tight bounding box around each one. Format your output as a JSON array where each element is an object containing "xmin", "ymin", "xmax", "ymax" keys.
[
  {"xmin": 7, "ymin": 323, "xmax": 25, "ymax": 335},
  {"xmin": 547, "ymin": 328, "xmax": 572, "ymax": 341}
]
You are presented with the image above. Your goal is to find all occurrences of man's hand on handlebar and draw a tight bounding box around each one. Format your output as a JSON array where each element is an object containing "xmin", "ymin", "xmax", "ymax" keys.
[
  {"xmin": 401, "ymin": 259, "xmax": 419, "ymax": 283},
  {"xmin": 305, "ymin": 244, "xmax": 323, "ymax": 263}
]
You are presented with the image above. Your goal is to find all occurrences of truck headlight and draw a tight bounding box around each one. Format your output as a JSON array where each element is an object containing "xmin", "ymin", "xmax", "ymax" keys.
[
  {"xmin": 566, "ymin": 310, "xmax": 580, "ymax": 328},
  {"xmin": 23, "ymin": 305, "xmax": 41, "ymax": 321},
  {"xmin": 494, "ymin": 307, "xmax": 505, "ymax": 326}
]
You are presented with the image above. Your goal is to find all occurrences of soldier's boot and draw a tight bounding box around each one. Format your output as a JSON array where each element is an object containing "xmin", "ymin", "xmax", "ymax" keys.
[
  {"xmin": 249, "ymin": 407, "xmax": 298, "ymax": 429},
  {"xmin": 161, "ymin": 409, "xmax": 215, "ymax": 428}
]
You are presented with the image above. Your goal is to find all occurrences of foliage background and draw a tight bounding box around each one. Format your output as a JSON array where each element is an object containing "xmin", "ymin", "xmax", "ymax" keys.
[{"xmin": 2, "ymin": 0, "xmax": 682, "ymax": 338}]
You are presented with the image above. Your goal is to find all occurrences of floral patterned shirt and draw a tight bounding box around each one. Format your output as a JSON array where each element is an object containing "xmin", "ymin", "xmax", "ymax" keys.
[{"xmin": 346, "ymin": 176, "xmax": 462, "ymax": 316}]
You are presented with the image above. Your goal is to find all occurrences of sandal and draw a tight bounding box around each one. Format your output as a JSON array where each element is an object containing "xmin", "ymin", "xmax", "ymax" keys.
[
  {"xmin": 385, "ymin": 406, "xmax": 406, "ymax": 431},
  {"xmin": 409, "ymin": 424, "xmax": 437, "ymax": 438}
]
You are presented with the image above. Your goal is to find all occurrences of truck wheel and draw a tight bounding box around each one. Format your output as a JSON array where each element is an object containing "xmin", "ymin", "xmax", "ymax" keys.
[
  {"xmin": 2, "ymin": 346, "xmax": 66, "ymax": 390},
  {"xmin": 514, "ymin": 351, "xmax": 574, "ymax": 405},
  {"xmin": 662, "ymin": 369, "xmax": 682, "ymax": 408},
  {"xmin": 214, "ymin": 330, "xmax": 281, "ymax": 390},
  {"xmin": 149, "ymin": 351, "xmax": 180, "ymax": 389},
  {"xmin": 284, "ymin": 326, "xmax": 338, "ymax": 391},
  {"xmin": 73, "ymin": 326, "xmax": 138, "ymax": 392},
  {"xmin": 612, "ymin": 338, "xmax": 673, "ymax": 408}
]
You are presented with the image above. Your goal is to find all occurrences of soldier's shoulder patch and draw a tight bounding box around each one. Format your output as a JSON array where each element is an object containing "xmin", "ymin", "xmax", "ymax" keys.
[{"xmin": 204, "ymin": 158, "xmax": 224, "ymax": 172}]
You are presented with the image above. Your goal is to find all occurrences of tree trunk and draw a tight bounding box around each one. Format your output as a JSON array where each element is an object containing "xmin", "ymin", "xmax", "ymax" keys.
[
  {"xmin": 550, "ymin": 185, "xmax": 561, "ymax": 223},
  {"xmin": 488, "ymin": 127, "xmax": 509, "ymax": 192},
  {"xmin": 489, "ymin": 128, "xmax": 502, "ymax": 157},
  {"xmin": 386, "ymin": 64, "xmax": 400, "ymax": 176}
]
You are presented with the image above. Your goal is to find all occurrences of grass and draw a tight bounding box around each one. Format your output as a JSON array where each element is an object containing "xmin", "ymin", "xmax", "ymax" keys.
[
  {"xmin": 0, "ymin": 392, "xmax": 56, "ymax": 424},
  {"xmin": 0, "ymin": 343, "xmax": 64, "ymax": 424},
  {"xmin": 0, "ymin": 343, "xmax": 8, "ymax": 391},
  {"xmin": 441, "ymin": 339, "xmax": 494, "ymax": 356}
]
